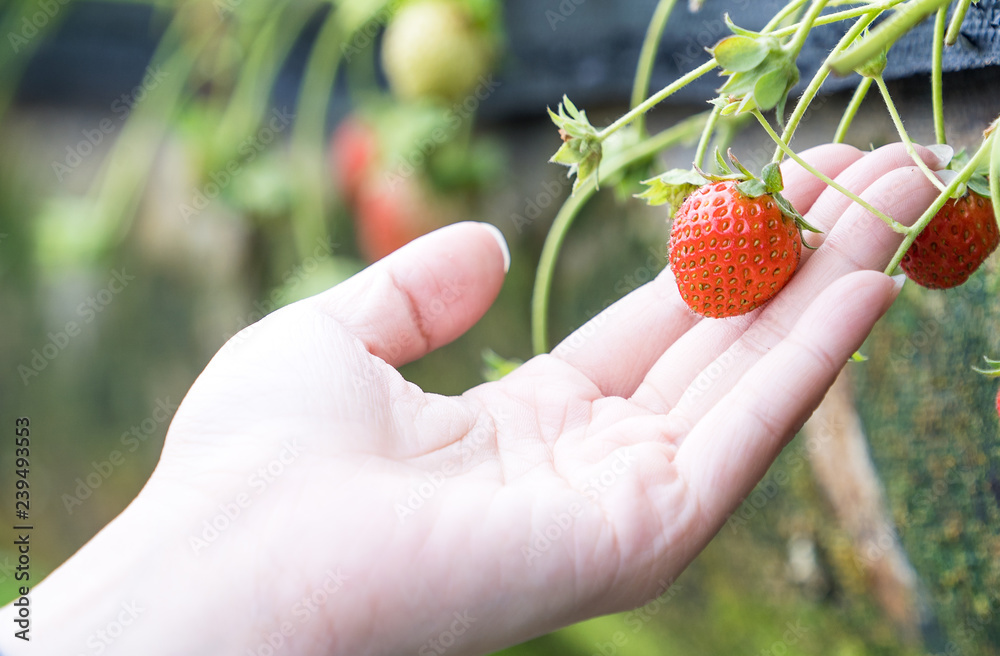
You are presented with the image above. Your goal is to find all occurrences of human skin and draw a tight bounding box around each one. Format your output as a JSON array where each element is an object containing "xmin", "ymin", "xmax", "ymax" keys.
[{"xmin": 0, "ymin": 143, "xmax": 947, "ymax": 655}]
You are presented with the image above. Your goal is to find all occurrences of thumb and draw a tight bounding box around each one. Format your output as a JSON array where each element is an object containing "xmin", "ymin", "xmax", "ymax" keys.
[{"xmin": 314, "ymin": 221, "xmax": 510, "ymax": 367}]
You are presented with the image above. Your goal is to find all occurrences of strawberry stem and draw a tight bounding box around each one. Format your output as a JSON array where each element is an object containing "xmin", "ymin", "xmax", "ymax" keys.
[
  {"xmin": 693, "ymin": 106, "xmax": 723, "ymax": 171},
  {"xmin": 631, "ymin": 0, "xmax": 681, "ymax": 138},
  {"xmin": 874, "ymin": 75, "xmax": 948, "ymax": 193},
  {"xmin": 883, "ymin": 133, "xmax": 996, "ymax": 275},
  {"xmin": 827, "ymin": 0, "xmax": 952, "ymax": 75},
  {"xmin": 532, "ymin": 114, "xmax": 710, "ymax": 354},
  {"xmin": 931, "ymin": 6, "xmax": 947, "ymax": 144},
  {"xmin": 833, "ymin": 77, "xmax": 873, "ymax": 144},
  {"xmin": 945, "ymin": 0, "xmax": 974, "ymax": 45},
  {"xmin": 783, "ymin": 0, "xmax": 832, "ymax": 60},
  {"xmin": 599, "ymin": 59, "xmax": 718, "ymax": 142},
  {"xmin": 775, "ymin": 7, "xmax": 880, "ymax": 162},
  {"xmin": 752, "ymin": 109, "xmax": 909, "ymax": 234}
]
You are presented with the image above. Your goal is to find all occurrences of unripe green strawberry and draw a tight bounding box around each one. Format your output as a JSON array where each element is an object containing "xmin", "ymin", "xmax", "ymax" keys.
[
  {"xmin": 901, "ymin": 191, "xmax": 999, "ymax": 289},
  {"xmin": 381, "ymin": 0, "xmax": 493, "ymax": 104},
  {"xmin": 670, "ymin": 180, "xmax": 802, "ymax": 318}
]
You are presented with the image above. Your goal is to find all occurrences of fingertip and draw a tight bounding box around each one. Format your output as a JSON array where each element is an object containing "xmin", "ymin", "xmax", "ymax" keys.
[{"xmin": 478, "ymin": 222, "xmax": 511, "ymax": 273}]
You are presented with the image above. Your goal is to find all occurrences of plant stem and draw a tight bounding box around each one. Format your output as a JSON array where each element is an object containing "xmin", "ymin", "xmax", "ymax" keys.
[
  {"xmin": 599, "ymin": 59, "xmax": 717, "ymax": 141},
  {"xmin": 631, "ymin": 0, "xmax": 679, "ymax": 137},
  {"xmin": 784, "ymin": 0, "xmax": 832, "ymax": 57},
  {"xmin": 768, "ymin": 0, "xmax": 908, "ymax": 39},
  {"xmin": 945, "ymin": 0, "xmax": 974, "ymax": 45},
  {"xmin": 694, "ymin": 105, "xmax": 722, "ymax": 170},
  {"xmin": 833, "ymin": 76, "xmax": 872, "ymax": 143},
  {"xmin": 884, "ymin": 133, "xmax": 994, "ymax": 274},
  {"xmin": 828, "ymin": 0, "xmax": 951, "ymax": 75},
  {"xmin": 532, "ymin": 114, "xmax": 709, "ymax": 354},
  {"xmin": 752, "ymin": 110, "xmax": 909, "ymax": 233},
  {"xmin": 762, "ymin": 0, "xmax": 811, "ymax": 32},
  {"xmin": 290, "ymin": 5, "xmax": 344, "ymax": 257},
  {"xmin": 776, "ymin": 9, "xmax": 879, "ymax": 161},
  {"xmin": 931, "ymin": 6, "xmax": 947, "ymax": 144},
  {"xmin": 874, "ymin": 75, "xmax": 948, "ymax": 191}
]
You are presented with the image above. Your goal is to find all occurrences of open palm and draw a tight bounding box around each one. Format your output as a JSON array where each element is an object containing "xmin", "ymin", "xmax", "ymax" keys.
[{"xmin": 15, "ymin": 143, "xmax": 946, "ymax": 656}]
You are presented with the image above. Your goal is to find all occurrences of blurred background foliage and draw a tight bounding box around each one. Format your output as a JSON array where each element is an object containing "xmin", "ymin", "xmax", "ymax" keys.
[{"xmin": 0, "ymin": 0, "xmax": 998, "ymax": 653}]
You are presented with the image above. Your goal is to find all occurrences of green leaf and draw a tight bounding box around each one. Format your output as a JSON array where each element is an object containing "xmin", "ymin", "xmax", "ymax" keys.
[
  {"xmin": 482, "ymin": 349, "xmax": 523, "ymax": 382},
  {"xmin": 637, "ymin": 168, "xmax": 707, "ymax": 211},
  {"xmin": 711, "ymin": 35, "xmax": 770, "ymax": 73}
]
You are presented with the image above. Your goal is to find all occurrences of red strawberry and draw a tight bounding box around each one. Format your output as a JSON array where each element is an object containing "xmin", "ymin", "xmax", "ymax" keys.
[
  {"xmin": 354, "ymin": 172, "xmax": 455, "ymax": 262},
  {"xmin": 331, "ymin": 116, "xmax": 379, "ymax": 202},
  {"xmin": 901, "ymin": 191, "xmax": 999, "ymax": 289},
  {"xmin": 670, "ymin": 180, "xmax": 802, "ymax": 318}
]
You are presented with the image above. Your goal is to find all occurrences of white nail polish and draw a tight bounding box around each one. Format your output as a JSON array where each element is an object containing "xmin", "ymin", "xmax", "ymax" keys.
[
  {"xmin": 480, "ymin": 222, "xmax": 511, "ymax": 273},
  {"xmin": 890, "ymin": 272, "xmax": 907, "ymax": 291},
  {"xmin": 926, "ymin": 143, "xmax": 954, "ymax": 169}
]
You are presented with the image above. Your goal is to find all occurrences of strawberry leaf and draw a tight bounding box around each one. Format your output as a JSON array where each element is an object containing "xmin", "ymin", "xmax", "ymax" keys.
[{"xmin": 973, "ymin": 356, "xmax": 1000, "ymax": 377}]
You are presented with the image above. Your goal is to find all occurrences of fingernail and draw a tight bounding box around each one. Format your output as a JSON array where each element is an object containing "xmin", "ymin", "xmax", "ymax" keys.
[
  {"xmin": 890, "ymin": 272, "xmax": 907, "ymax": 293},
  {"xmin": 935, "ymin": 168, "xmax": 959, "ymax": 186},
  {"xmin": 480, "ymin": 222, "xmax": 511, "ymax": 273},
  {"xmin": 925, "ymin": 144, "xmax": 954, "ymax": 169}
]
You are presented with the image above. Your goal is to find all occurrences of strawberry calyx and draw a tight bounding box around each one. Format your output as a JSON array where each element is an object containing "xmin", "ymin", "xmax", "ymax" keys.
[
  {"xmin": 548, "ymin": 95, "xmax": 603, "ymax": 194},
  {"xmin": 699, "ymin": 149, "xmax": 821, "ymax": 236},
  {"xmin": 708, "ymin": 16, "xmax": 800, "ymax": 122},
  {"xmin": 973, "ymin": 357, "xmax": 1000, "ymax": 378}
]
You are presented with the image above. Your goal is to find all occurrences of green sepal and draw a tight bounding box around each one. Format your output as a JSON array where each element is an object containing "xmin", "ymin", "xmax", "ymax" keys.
[
  {"xmin": 481, "ymin": 349, "xmax": 523, "ymax": 382},
  {"xmin": 548, "ymin": 95, "xmax": 603, "ymax": 194},
  {"xmin": 711, "ymin": 35, "xmax": 771, "ymax": 73},
  {"xmin": 638, "ymin": 168, "xmax": 707, "ymax": 212},
  {"xmin": 972, "ymin": 356, "xmax": 1000, "ymax": 377},
  {"xmin": 853, "ymin": 28, "xmax": 888, "ymax": 78},
  {"xmin": 967, "ymin": 174, "xmax": 991, "ymax": 198},
  {"xmin": 723, "ymin": 12, "xmax": 762, "ymax": 39}
]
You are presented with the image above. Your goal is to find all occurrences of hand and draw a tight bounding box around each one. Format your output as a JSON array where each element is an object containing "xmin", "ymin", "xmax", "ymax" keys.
[{"xmin": 1, "ymin": 143, "xmax": 946, "ymax": 656}]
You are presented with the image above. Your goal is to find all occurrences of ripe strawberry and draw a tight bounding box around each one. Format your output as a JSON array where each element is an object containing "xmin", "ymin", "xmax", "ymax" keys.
[
  {"xmin": 901, "ymin": 191, "xmax": 999, "ymax": 289},
  {"xmin": 670, "ymin": 180, "xmax": 802, "ymax": 318},
  {"xmin": 330, "ymin": 116, "xmax": 379, "ymax": 203},
  {"xmin": 381, "ymin": 0, "xmax": 494, "ymax": 103},
  {"xmin": 353, "ymin": 172, "xmax": 455, "ymax": 262}
]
